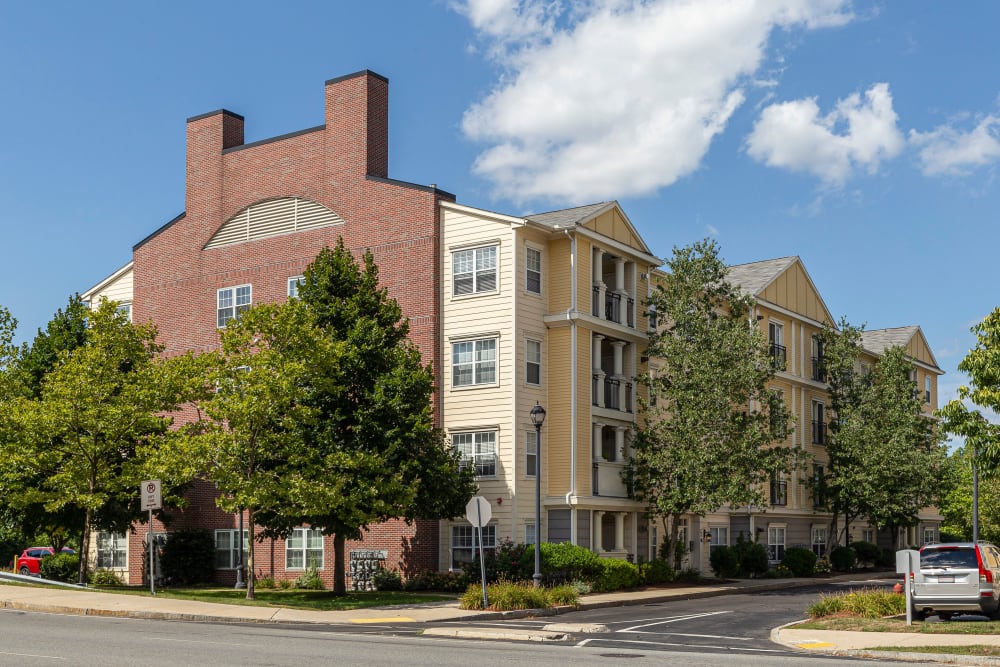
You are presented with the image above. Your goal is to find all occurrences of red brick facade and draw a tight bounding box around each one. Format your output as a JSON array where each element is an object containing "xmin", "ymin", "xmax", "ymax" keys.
[{"xmin": 124, "ymin": 71, "xmax": 452, "ymax": 587}]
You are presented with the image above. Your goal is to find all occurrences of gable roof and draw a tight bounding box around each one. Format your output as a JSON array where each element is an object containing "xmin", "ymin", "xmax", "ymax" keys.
[
  {"xmin": 726, "ymin": 256, "xmax": 798, "ymax": 296},
  {"xmin": 862, "ymin": 326, "xmax": 941, "ymax": 371},
  {"xmin": 525, "ymin": 200, "xmax": 656, "ymax": 258},
  {"xmin": 81, "ymin": 261, "xmax": 133, "ymax": 302}
]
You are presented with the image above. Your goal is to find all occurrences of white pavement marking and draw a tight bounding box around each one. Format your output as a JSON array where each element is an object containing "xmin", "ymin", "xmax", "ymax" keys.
[
  {"xmin": 576, "ymin": 638, "xmax": 789, "ymax": 653},
  {"xmin": 625, "ymin": 631, "xmax": 751, "ymax": 641},
  {"xmin": 0, "ymin": 651, "xmax": 66, "ymax": 660},
  {"xmin": 619, "ymin": 610, "xmax": 732, "ymax": 632}
]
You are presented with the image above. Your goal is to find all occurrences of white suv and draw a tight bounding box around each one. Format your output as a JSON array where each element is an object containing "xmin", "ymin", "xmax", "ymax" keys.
[{"xmin": 911, "ymin": 542, "xmax": 1000, "ymax": 620}]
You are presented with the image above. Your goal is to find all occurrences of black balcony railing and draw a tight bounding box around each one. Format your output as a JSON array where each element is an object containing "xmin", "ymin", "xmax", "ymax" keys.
[
  {"xmin": 592, "ymin": 462, "xmax": 600, "ymax": 496},
  {"xmin": 626, "ymin": 297, "xmax": 635, "ymax": 328},
  {"xmin": 605, "ymin": 292, "xmax": 622, "ymax": 323},
  {"xmin": 811, "ymin": 356, "xmax": 826, "ymax": 382},
  {"xmin": 769, "ymin": 342, "xmax": 786, "ymax": 370},
  {"xmin": 592, "ymin": 374, "xmax": 600, "ymax": 406},
  {"xmin": 770, "ymin": 479, "xmax": 788, "ymax": 506},
  {"xmin": 811, "ymin": 420, "xmax": 826, "ymax": 445},
  {"xmin": 605, "ymin": 378, "xmax": 621, "ymax": 410},
  {"xmin": 625, "ymin": 382, "xmax": 633, "ymax": 413},
  {"xmin": 592, "ymin": 286, "xmax": 601, "ymax": 317}
]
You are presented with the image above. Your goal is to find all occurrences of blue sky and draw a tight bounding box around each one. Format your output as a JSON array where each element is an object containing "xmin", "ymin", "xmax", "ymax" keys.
[{"xmin": 1, "ymin": 1, "xmax": 998, "ymax": 415}]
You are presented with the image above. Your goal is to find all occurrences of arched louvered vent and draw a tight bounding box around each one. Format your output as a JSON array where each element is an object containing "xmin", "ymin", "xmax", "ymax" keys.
[{"xmin": 205, "ymin": 197, "xmax": 344, "ymax": 249}]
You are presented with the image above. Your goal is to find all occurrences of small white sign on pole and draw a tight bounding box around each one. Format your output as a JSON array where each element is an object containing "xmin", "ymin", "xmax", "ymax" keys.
[
  {"xmin": 465, "ymin": 496, "xmax": 492, "ymax": 609},
  {"xmin": 896, "ymin": 549, "xmax": 920, "ymax": 625},
  {"xmin": 141, "ymin": 480, "xmax": 162, "ymax": 596}
]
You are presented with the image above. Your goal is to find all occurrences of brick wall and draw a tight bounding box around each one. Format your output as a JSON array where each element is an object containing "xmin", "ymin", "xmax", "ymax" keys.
[{"xmin": 125, "ymin": 71, "xmax": 451, "ymax": 586}]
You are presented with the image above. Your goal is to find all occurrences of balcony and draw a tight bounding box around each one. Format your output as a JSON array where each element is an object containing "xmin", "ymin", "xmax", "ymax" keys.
[
  {"xmin": 592, "ymin": 376, "xmax": 634, "ymax": 414},
  {"xmin": 591, "ymin": 286, "xmax": 636, "ymax": 330},
  {"xmin": 769, "ymin": 342, "xmax": 786, "ymax": 371},
  {"xmin": 605, "ymin": 292, "xmax": 621, "ymax": 323},
  {"xmin": 592, "ymin": 461, "xmax": 628, "ymax": 498},
  {"xmin": 605, "ymin": 378, "xmax": 621, "ymax": 410},
  {"xmin": 811, "ymin": 356, "xmax": 826, "ymax": 382},
  {"xmin": 770, "ymin": 479, "xmax": 787, "ymax": 506},
  {"xmin": 811, "ymin": 420, "xmax": 826, "ymax": 445}
]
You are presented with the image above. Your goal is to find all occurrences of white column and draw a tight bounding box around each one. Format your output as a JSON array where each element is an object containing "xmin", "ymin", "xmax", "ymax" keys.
[
  {"xmin": 611, "ymin": 341, "xmax": 625, "ymax": 377},
  {"xmin": 592, "ymin": 335, "xmax": 605, "ymax": 373},
  {"xmin": 614, "ymin": 257, "xmax": 625, "ymax": 291},
  {"xmin": 592, "ymin": 423, "xmax": 604, "ymax": 460},
  {"xmin": 614, "ymin": 513, "xmax": 626, "ymax": 552},
  {"xmin": 594, "ymin": 511, "xmax": 605, "ymax": 552},
  {"xmin": 614, "ymin": 426, "xmax": 626, "ymax": 462},
  {"xmin": 593, "ymin": 248, "xmax": 605, "ymax": 284}
]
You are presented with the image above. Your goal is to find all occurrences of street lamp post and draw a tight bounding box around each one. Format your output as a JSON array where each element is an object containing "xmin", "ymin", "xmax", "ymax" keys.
[
  {"xmin": 234, "ymin": 509, "xmax": 245, "ymax": 589},
  {"xmin": 530, "ymin": 402, "xmax": 546, "ymax": 588}
]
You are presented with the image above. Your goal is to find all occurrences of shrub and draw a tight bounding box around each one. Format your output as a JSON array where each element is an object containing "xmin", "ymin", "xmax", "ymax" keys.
[
  {"xmin": 592, "ymin": 558, "xmax": 640, "ymax": 592},
  {"xmin": 829, "ymin": 545, "xmax": 857, "ymax": 572},
  {"xmin": 547, "ymin": 584, "xmax": 580, "ymax": 607},
  {"xmin": 255, "ymin": 576, "xmax": 276, "ymax": 590},
  {"xmin": 540, "ymin": 542, "xmax": 602, "ymax": 582},
  {"xmin": 781, "ymin": 547, "xmax": 817, "ymax": 577},
  {"xmin": 278, "ymin": 579, "xmax": 293, "ymax": 589},
  {"xmin": 814, "ymin": 557, "xmax": 832, "ymax": 575},
  {"xmin": 807, "ymin": 587, "xmax": 905, "ymax": 619},
  {"xmin": 773, "ymin": 563, "xmax": 793, "ymax": 578},
  {"xmin": 90, "ymin": 569, "xmax": 124, "ymax": 586},
  {"xmin": 458, "ymin": 580, "xmax": 579, "ymax": 611},
  {"xmin": 850, "ymin": 541, "xmax": 880, "ymax": 567},
  {"xmin": 159, "ymin": 529, "xmax": 215, "ymax": 586},
  {"xmin": 403, "ymin": 570, "xmax": 468, "ymax": 592},
  {"xmin": 675, "ymin": 567, "xmax": 702, "ymax": 583},
  {"xmin": 709, "ymin": 545, "xmax": 739, "ymax": 578},
  {"xmin": 372, "ymin": 568, "xmax": 402, "ymax": 591},
  {"xmin": 639, "ymin": 558, "xmax": 674, "ymax": 585},
  {"xmin": 730, "ymin": 537, "xmax": 769, "ymax": 578},
  {"xmin": 40, "ymin": 553, "xmax": 80, "ymax": 583},
  {"xmin": 293, "ymin": 566, "xmax": 325, "ymax": 590},
  {"xmin": 877, "ymin": 547, "xmax": 895, "ymax": 568},
  {"xmin": 464, "ymin": 538, "xmax": 533, "ymax": 584}
]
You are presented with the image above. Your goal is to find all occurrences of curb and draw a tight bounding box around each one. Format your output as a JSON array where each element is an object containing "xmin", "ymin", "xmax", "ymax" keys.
[{"xmin": 838, "ymin": 650, "xmax": 1000, "ymax": 666}]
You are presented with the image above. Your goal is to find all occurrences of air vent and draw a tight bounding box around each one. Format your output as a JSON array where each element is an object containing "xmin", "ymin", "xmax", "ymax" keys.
[{"xmin": 205, "ymin": 197, "xmax": 344, "ymax": 249}]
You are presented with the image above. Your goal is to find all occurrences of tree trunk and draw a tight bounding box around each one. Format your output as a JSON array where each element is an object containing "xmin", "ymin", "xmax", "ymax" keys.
[
  {"xmin": 334, "ymin": 533, "xmax": 346, "ymax": 595},
  {"xmin": 669, "ymin": 515, "xmax": 683, "ymax": 571},
  {"xmin": 79, "ymin": 509, "xmax": 92, "ymax": 585},
  {"xmin": 246, "ymin": 508, "xmax": 255, "ymax": 600}
]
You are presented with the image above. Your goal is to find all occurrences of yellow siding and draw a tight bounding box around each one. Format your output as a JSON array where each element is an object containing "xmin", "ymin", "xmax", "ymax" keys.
[
  {"xmin": 585, "ymin": 209, "xmax": 643, "ymax": 249},
  {"xmin": 548, "ymin": 236, "xmax": 572, "ymax": 314},
  {"xmin": 760, "ymin": 262, "xmax": 832, "ymax": 325},
  {"xmin": 576, "ymin": 347, "xmax": 593, "ymax": 495},
  {"xmin": 546, "ymin": 326, "xmax": 573, "ymax": 496}
]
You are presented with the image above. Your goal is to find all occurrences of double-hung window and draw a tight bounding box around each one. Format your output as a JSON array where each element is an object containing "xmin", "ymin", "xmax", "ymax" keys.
[
  {"xmin": 524, "ymin": 522, "xmax": 536, "ymax": 546},
  {"xmin": 451, "ymin": 524, "xmax": 496, "ymax": 569},
  {"xmin": 96, "ymin": 532, "xmax": 127, "ymax": 569},
  {"xmin": 217, "ymin": 285, "xmax": 251, "ymax": 327},
  {"xmin": 286, "ymin": 527, "xmax": 324, "ymax": 570},
  {"xmin": 288, "ymin": 275, "xmax": 304, "ymax": 298},
  {"xmin": 811, "ymin": 401, "xmax": 826, "ymax": 445},
  {"xmin": 862, "ymin": 528, "xmax": 875, "ymax": 544},
  {"xmin": 214, "ymin": 529, "xmax": 249, "ymax": 569},
  {"xmin": 709, "ymin": 526, "xmax": 728, "ymax": 554},
  {"xmin": 526, "ymin": 247, "xmax": 541, "ymax": 294},
  {"xmin": 454, "ymin": 431, "xmax": 497, "ymax": 477},
  {"xmin": 526, "ymin": 430, "xmax": 537, "ymax": 477},
  {"xmin": 769, "ymin": 471, "xmax": 787, "ymax": 506},
  {"xmin": 525, "ymin": 339, "xmax": 541, "ymax": 385},
  {"xmin": 452, "ymin": 338, "xmax": 496, "ymax": 387},
  {"xmin": 453, "ymin": 246, "xmax": 497, "ymax": 296},
  {"xmin": 767, "ymin": 525, "xmax": 786, "ymax": 563},
  {"xmin": 925, "ymin": 376, "xmax": 932, "ymax": 404},
  {"xmin": 812, "ymin": 526, "xmax": 827, "ymax": 557}
]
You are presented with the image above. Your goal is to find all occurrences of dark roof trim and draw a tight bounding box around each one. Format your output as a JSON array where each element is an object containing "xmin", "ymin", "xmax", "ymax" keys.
[
  {"xmin": 365, "ymin": 175, "xmax": 455, "ymax": 199},
  {"xmin": 186, "ymin": 109, "xmax": 245, "ymax": 124},
  {"xmin": 222, "ymin": 125, "xmax": 325, "ymax": 154},
  {"xmin": 133, "ymin": 211, "xmax": 186, "ymax": 251},
  {"xmin": 325, "ymin": 69, "xmax": 388, "ymax": 86}
]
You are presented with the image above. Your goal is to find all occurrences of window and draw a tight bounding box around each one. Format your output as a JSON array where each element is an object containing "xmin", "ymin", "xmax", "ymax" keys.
[
  {"xmin": 286, "ymin": 527, "xmax": 324, "ymax": 570},
  {"xmin": 709, "ymin": 526, "xmax": 728, "ymax": 554},
  {"xmin": 768, "ymin": 322, "xmax": 786, "ymax": 370},
  {"xmin": 453, "ymin": 246, "xmax": 497, "ymax": 296},
  {"xmin": 648, "ymin": 305, "xmax": 658, "ymax": 332},
  {"xmin": 811, "ymin": 401, "xmax": 825, "ymax": 445},
  {"xmin": 526, "ymin": 247, "xmax": 541, "ymax": 294},
  {"xmin": 214, "ymin": 529, "xmax": 248, "ymax": 569},
  {"xmin": 812, "ymin": 526, "xmax": 827, "ymax": 557},
  {"xmin": 452, "ymin": 338, "xmax": 497, "ymax": 387},
  {"xmin": 769, "ymin": 471, "xmax": 787, "ymax": 506},
  {"xmin": 451, "ymin": 524, "xmax": 496, "ymax": 569},
  {"xmin": 96, "ymin": 532, "xmax": 127, "ymax": 569},
  {"xmin": 810, "ymin": 335, "xmax": 825, "ymax": 382},
  {"xmin": 526, "ymin": 339, "xmax": 541, "ymax": 385},
  {"xmin": 813, "ymin": 464, "xmax": 826, "ymax": 508},
  {"xmin": 217, "ymin": 285, "xmax": 251, "ymax": 327},
  {"xmin": 925, "ymin": 376, "xmax": 932, "ymax": 404},
  {"xmin": 526, "ymin": 431, "xmax": 537, "ymax": 477},
  {"xmin": 525, "ymin": 522, "xmax": 536, "ymax": 546},
  {"xmin": 769, "ymin": 390, "xmax": 787, "ymax": 439},
  {"xmin": 767, "ymin": 525, "xmax": 786, "ymax": 562},
  {"xmin": 288, "ymin": 275, "xmax": 304, "ymax": 298},
  {"xmin": 117, "ymin": 302, "xmax": 132, "ymax": 322},
  {"xmin": 923, "ymin": 527, "xmax": 936, "ymax": 545},
  {"xmin": 453, "ymin": 431, "xmax": 497, "ymax": 477},
  {"xmin": 862, "ymin": 528, "xmax": 875, "ymax": 544}
]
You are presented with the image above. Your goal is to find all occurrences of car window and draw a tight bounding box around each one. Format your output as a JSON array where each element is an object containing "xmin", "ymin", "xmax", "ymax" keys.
[{"xmin": 921, "ymin": 547, "xmax": 978, "ymax": 569}]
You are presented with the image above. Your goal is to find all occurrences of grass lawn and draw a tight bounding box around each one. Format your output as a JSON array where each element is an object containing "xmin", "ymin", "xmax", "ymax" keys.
[
  {"xmin": 90, "ymin": 586, "xmax": 456, "ymax": 611},
  {"xmin": 795, "ymin": 615, "xmax": 1000, "ymax": 635}
]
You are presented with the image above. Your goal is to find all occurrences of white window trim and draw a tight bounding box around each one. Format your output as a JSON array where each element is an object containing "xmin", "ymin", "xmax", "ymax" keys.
[
  {"xmin": 217, "ymin": 284, "xmax": 252, "ymax": 328},
  {"xmin": 214, "ymin": 529, "xmax": 249, "ymax": 570},
  {"xmin": 524, "ymin": 522, "xmax": 536, "ymax": 546},
  {"xmin": 451, "ymin": 523, "xmax": 496, "ymax": 570},
  {"xmin": 525, "ymin": 245, "xmax": 542, "ymax": 296},
  {"xmin": 288, "ymin": 275, "xmax": 304, "ymax": 298},
  {"xmin": 451, "ymin": 244, "xmax": 499, "ymax": 298},
  {"xmin": 526, "ymin": 430, "xmax": 537, "ymax": 478},
  {"xmin": 451, "ymin": 337, "xmax": 499, "ymax": 389},
  {"xmin": 285, "ymin": 527, "xmax": 325, "ymax": 570},
  {"xmin": 96, "ymin": 531, "xmax": 128, "ymax": 569},
  {"xmin": 525, "ymin": 338, "xmax": 542, "ymax": 386},
  {"xmin": 767, "ymin": 524, "xmax": 786, "ymax": 563},
  {"xmin": 452, "ymin": 430, "xmax": 498, "ymax": 478}
]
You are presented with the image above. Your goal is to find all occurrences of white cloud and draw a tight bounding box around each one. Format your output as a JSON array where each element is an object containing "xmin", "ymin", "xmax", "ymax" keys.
[
  {"xmin": 910, "ymin": 115, "xmax": 1000, "ymax": 176},
  {"xmin": 706, "ymin": 223, "xmax": 720, "ymax": 237},
  {"xmin": 455, "ymin": 0, "xmax": 853, "ymax": 204},
  {"xmin": 745, "ymin": 83, "xmax": 905, "ymax": 185}
]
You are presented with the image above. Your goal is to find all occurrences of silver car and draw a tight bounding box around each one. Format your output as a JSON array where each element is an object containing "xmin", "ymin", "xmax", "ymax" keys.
[{"xmin": 911, "ymin": 542, "xmax": 1000, "ymax": 619}]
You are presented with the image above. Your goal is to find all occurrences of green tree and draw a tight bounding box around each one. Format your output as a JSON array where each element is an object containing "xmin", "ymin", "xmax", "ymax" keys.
[
  {"xmin": 0, "ymin": 301, "xmax": 176, "ymax": 582},
  {"xmin": 13, "ymin": 295, "xmax": 89, "ymax": 398},
  {"xmin": 937, "ymin": 444, "xmax": 1000, "ymax": 542},
  {"xmin": 258, "ymin": 240, "xmax": 474, "ymax": 594},
  {"xmin": 630, "ymin": 239, "xmax": 796, "ymax": 569}
]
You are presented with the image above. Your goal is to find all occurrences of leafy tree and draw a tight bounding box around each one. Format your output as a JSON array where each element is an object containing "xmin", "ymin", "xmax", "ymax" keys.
[
  {"xmin": 257, "ymin": 240, "xmax": 475, "ymax": 594},
  {"xmin": 936, "ymin": 444, "xmax": 1000, "ymax": 542},
  {"xmin": 13, "ymin": 295, "xmax": 89, "ymax": 398},
  {"xmin": 630, "ymin": 239, "xmax": 796, "ymax": 569},
  {"xmin": 0, "ymin": 301, "xmax": 176, "ymax": 582}
]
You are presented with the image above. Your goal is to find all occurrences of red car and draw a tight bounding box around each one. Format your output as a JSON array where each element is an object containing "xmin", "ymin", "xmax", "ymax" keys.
[{"xmin": 15, "ymin": 547, "xmax": 75, "ymax": 576}]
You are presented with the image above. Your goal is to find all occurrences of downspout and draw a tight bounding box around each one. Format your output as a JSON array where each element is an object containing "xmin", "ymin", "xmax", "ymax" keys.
[
  {"xmin": 564, "ymin": 229, "xmax": 577, "ymax": 544},
  {"xmin": 512, "ymin": 222, "xmax": 519, "ymax": 542}
]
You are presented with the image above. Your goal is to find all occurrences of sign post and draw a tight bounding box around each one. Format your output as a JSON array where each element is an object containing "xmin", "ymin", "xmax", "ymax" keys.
[
  {"xmin": 141, "ymin": 480, "xmax": 162, "ymax": 596},
  {"xmin": 465, "ymin": 496, "xmax": 492, "ymax": 609},
  {"xmin": 896, "ymin": 549, "xmax": 920, "ymax": 625}
]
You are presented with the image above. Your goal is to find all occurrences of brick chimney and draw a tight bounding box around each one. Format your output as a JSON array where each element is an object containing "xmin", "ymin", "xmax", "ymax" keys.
[
  {"xmin": 324, "ymin": 70, "xmax": 388, "ymax": 178},
  {"xmin": 185, "ymin": 109, "xmax": 244, "ymax": 241}
]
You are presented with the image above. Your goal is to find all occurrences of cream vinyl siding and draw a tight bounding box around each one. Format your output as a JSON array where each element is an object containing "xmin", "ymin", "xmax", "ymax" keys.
[
  {"xmin": 83, "ymin": 264, "xmax": 134, "ymax": 309},
  {"xmin": 205, "ymin": 197, "xmax": 344, "ymax": 249},
  {"xmin": 440, "ymin": 206, "xmax": 517, "ymax": 569}
]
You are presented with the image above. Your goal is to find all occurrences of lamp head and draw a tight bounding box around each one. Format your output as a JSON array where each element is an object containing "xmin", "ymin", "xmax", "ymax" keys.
[{"xmin": 530, "ymin": 401, "xmax": 546, "ymax": 427}]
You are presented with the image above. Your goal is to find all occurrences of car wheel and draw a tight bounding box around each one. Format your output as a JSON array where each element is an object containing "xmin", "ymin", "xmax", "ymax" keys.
[
  {"xmin": 18, "ymin": 566, "xmax": 30, "ymax": 576},
  {"xmin": 910, "ymin": 604, "xmax": 925, "ymax": 621}
]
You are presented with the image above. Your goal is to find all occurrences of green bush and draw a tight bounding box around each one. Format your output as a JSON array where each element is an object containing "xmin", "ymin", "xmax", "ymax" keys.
[
  {"xmin": 402, "ymin": 570, "xmax": 468, "ymax": 592},
  {"xmin": 540, "ymin": 541, "xmax": 602, "ymax": 582},
  {"xmin": 458, "ymin": 580, "xmax": 580, "ymax": 611},
  {"xmin": 90, "ymin": 568, "xmax": 125, "ymax": 586},
  {"xmin": 709, "ymin": 545, "xmax": 740, "ymax": 578},
  {"xmin": 731, "ymin": 537, "xmax": 769, "ymax": 577},
  {"xmin": 829, "ymin": 545, "xmax": 857, "ymax": 572},
  {"xmin": 639, "ymin": 558, "xmax": 674, "ymax": 585},
  {"xmin": 372, "ymin": 568, "xmax": 402, "ymax": 591},
  {"xmin": 255, "ymin": 576, "xmax": 276, "ymax": 589},
  {"xmin": 814, "ymin": 557, "xmax": 832, "ymax": 574},
  {"xmin": 781, "ymin": 547, "xmax": 817, "ymax": 577},
  {"xmin": 464, "ymin": 538, "xmax": 533, "ymax": 583},
  {"xmin": 592, "ymin": 558, "xmax": 640, "ymax": 592},
  {"xmin": 293, "ymin": 566, "xmax": 325, "ymax": 590},
  {"xmin": 807, "ymin": 587, "xmax": 905, "ymax": 619},
  {"xmin": 850, "ymin": 541, "xmax": 880, "ymax": 567},
  {"xmin": 877, "ymin": 547, "xmax": 895, "ymax": 568},
  {"xmin": 773, "ymin": 563, "xmax": 793, "ymax": 578},
  {"xmin": 675, "ymin": 567, "xmax": 702, "ymax": 582},
  {"xmin": 159, "ymin": 529, "xmax": 215, "ymax": 586},
  {"xmin": 39, "ymin": 553, "xmax": 80, "ymax": 582}
]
